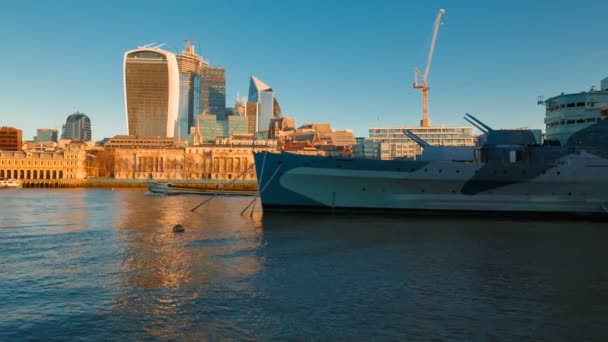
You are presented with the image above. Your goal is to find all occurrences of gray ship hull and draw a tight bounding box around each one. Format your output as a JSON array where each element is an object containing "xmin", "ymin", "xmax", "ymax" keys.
[{"xmin": 254, "ymin": 152, "xmax": 608, "ymax": 216}]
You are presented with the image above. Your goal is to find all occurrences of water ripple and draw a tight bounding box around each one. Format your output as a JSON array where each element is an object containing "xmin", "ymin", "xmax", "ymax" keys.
[{"xmin": 1, "ymin": 189, "xmax": 608, "ymax": 340}]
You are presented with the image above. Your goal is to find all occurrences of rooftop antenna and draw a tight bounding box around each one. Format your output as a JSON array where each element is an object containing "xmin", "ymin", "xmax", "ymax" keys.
[
  {"xmin": 141, "ymin": 42, "xmax": 157, "ymax": 48},
  {"xmin": 153, "ymin": 43, "xmax": 165, "ymax": 49}
]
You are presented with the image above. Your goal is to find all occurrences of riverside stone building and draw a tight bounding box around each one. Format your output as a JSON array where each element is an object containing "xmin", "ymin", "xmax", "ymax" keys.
[
  {"xmin": 113, "ymin": 145, "xmax": 277, "ymax": 181},
  {"xmin": 0, "ymin": 142, "xmax": 87, "ymax": 182}
]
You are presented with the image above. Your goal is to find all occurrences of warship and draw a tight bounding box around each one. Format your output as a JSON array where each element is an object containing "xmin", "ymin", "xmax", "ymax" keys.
[{"xmin": 253, "ymin": 79, "xmax": 608, "ymax": 216}]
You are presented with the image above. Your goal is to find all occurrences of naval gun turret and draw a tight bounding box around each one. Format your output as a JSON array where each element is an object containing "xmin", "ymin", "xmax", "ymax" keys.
[
  {"xmin": 463, "ymin": 113, "xmax": 543, "ymax": 163},
  {"xmin": 404, "ymin": 130, "xmax": 475, "ymax": 162},
  {"xmin": 464, "ymin": 113, "xmax": 541, "ymax": 146}
]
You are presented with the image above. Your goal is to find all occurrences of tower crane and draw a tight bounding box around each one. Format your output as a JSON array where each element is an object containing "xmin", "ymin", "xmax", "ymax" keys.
[{"xmin": 413, "ymin": 8, "xmax": 445, "ymax": 127}]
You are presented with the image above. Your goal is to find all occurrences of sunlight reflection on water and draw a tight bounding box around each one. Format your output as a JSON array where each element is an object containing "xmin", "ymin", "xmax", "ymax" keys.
[{"xmin": 1, "ymin": 189, "xmax": 608, "ymax": 340}]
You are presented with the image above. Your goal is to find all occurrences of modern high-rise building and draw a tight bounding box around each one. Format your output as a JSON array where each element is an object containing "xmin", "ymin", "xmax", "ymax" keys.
[
  {"xmin": 0, "ymin": 126, "xmax": 22, "ymax": 151},
  {"xmin": 124, "ymin": 43, "xmax": 227, "ymax": 139},
  {"xmin": 201, "ymin": 65, "xmax": 226, "ymax": 118},
  {"xmin": 176, "ymin": 73, "xmax": 201, "ymax": 140},
  {"xmin": 191, "ymin": 113, "xmax": 248, "ymax": 144},
  {"xmin": 61, "ymin": 112, "xmax": 91, "ymax": 141},
  {"xmin": 123, "ymin": 47, "xmax": 180, "ymax": 137},
  {"xmin": 247, "ymin": 75, "xmax": 282, "ymax": 134},
  {"xmin": 36, "ymin": 128, "xmax": 58, "ymax": 142},
  {"xmin": 175, "ymin": 43, "xmax": 205, "ymax": 140}
]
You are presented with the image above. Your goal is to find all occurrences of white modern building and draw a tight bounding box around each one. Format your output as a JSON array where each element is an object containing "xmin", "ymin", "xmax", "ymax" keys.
[
  {"xmin": 542, "ymin": 77, "xmax": 608, "ymax": 145},
  {"xmin": 368, "ymin": 126, "xmax": 476, "ymax": 160}
]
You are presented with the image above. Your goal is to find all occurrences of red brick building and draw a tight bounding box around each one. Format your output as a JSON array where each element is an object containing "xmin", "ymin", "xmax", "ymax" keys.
[{"xmin": 0, "ymin": 126, "xmax": 22, "ymax": 151}]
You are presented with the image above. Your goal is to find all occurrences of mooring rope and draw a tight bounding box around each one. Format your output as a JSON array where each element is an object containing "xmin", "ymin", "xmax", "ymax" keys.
[
  {"xmin": 190, "ymin": 163, "xmax": 255, "ymax": 212},
  {"xmin": 241, "ymin": 155, "xmax": 282, "ymax": 216}
]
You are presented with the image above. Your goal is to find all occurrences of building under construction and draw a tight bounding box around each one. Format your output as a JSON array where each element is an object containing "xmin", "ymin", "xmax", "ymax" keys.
[
  {"xmin": 363, "ymin": 9, "xmax": 476, "ymax": 160},
  {"xmin": 175, "ymin": 43, "xmax": 226, "ymax": 135}
]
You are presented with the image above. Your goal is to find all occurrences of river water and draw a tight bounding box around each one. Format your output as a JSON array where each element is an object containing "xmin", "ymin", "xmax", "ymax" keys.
[{"xmin": 1, "ymin": 188, "xmax": 607, "ymax": 340}]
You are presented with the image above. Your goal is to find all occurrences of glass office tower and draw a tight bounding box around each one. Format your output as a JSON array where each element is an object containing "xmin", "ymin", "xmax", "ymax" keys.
[
  {"xmin": 123, "ymin": 48, "xmax": 180, "ymax": 137},
  {"xmin": 61, "ymin": 112, "xmax": 91, "ymax": 141}
]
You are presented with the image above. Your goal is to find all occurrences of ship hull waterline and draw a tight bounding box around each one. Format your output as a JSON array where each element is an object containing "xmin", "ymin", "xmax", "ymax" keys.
[{"xmin": 253, "ymin": 152, "xmax": 608, "ymax": 217}]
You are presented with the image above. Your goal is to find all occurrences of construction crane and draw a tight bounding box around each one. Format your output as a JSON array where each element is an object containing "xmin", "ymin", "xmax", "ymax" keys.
[{"xmin": 413, "ymin": 8, "xmax": 445, "ymax": 127}]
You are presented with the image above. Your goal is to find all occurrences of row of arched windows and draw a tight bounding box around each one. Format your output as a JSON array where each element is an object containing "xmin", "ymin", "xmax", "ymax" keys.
[{"xmin": 0, "ymin": 169, "xmax": 64, "ymax": 180}]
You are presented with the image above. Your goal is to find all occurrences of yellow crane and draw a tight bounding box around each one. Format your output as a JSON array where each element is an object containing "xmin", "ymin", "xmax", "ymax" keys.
[{"xmin": 413, "ymin": 8, "xmax": 445, "ymax": 127}]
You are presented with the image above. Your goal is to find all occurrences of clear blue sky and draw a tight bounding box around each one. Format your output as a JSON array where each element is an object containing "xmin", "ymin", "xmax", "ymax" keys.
[{"xmin": 1, "ymin": 0, "xmax": 607, "ymax": 140}]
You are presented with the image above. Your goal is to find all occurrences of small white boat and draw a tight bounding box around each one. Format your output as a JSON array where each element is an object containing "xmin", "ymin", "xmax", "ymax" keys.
[{"xmin": 0, "ymin": 179, "xmax": 22, "ymax": 189}]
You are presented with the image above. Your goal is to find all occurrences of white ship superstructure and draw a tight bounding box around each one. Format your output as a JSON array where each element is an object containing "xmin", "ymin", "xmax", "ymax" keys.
[{"xmin": 542, "ymin": 77, "xmax": 608, "ymax": 145}]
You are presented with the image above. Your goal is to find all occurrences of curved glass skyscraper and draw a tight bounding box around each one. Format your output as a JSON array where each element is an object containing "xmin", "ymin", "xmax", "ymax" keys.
[{"xmin": 123, "ymin": 48, "xmax": 180, "ymax": 137}]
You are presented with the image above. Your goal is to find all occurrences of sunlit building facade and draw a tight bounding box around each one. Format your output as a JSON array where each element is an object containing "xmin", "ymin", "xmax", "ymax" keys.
[
  {"xmin": 0, "ymin": 126, "xmax": 22, "ymax": 151},
  {"xmin": 123, "ymin": 47, "xmax": 180, "ymax": 137},
  {"xmin": 0, "ymin": 141, "xmax": 87, "ymax": 182},
  {"xmin": 368, "ymin": 126, "xmax": 476, "ymax": 160}
]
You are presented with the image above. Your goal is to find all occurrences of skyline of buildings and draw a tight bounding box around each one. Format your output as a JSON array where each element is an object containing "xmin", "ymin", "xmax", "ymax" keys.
[
  {"xmin": 123, "ymin": 43, "xmax": 228, "ymax": 139},
  {"xmin": 3, "ymin": 40, "xmax": 477, "ymax": 164}
]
